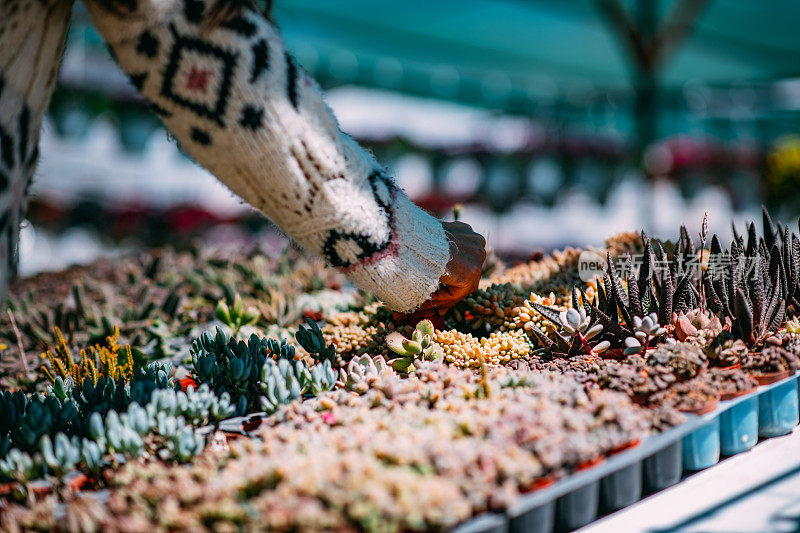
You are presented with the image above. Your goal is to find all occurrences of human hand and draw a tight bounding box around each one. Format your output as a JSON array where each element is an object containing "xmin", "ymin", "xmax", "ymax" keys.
[{"xmin": 398, "ymin": 221, "xmax": 486, "ymax": 322}]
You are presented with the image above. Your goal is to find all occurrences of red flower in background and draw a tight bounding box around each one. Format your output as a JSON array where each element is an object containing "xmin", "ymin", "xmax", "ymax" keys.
[{"xmin": 179, "ymin": 376, "xmax": 197, "ymax": 391}]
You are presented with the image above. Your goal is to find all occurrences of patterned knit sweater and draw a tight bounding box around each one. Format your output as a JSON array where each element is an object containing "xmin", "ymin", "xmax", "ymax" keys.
[{"xmin": 0, "ymin": 0, "xmax": 451, "ymax": 312}]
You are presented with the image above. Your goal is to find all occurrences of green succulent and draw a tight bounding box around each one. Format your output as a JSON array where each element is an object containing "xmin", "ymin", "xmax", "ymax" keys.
[
  {"xmin": 191, "ymin": 327, "xmax": 338, "ymax": 416},
  {"xmin": 259, "ymin": 358, "xmax": 337, "ymax": 414},
  {"xmin": 191, "ymin": 329, "xmax": 270, "ymax": 415},
  {"xmin": 216, "ymin": 294, "xmax": 260, "ymax": 338},
  {"xmin": 40, "ymin": 433, "xmax": 81, "ymax": 477},
  {"xmin": 147, "ymin": 385, "xmax": 235, "ymax": 426},
  {"xmin": 295, "ymin": 318, "xmax": 336, "ymax": 365},
  {"xmin": 0, "ymin": 358, "xmax": 228, "ymax": 485},
  {"xmin": 385, "ymin": 320, "xmax": 443, "ymax": 372},
  {"xmin": 267, "ymin": 338, "xmax": 296, "ymax": 360},
  {"xmin": 164, "ymin": 426, "xmax": 205, "ymax": 462},
  {"xmin": 0, "ymin": 448, "xmax": 38, "ymax": 483},
  {"xmin": 80, "ymin": 438, "xmax": 103, "ymax": 473}
]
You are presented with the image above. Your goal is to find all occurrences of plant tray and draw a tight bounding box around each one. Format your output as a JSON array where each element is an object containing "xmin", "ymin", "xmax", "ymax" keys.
[{"xmin": 449, "ymin": 372, "xmax": 800, "ymax": 533}]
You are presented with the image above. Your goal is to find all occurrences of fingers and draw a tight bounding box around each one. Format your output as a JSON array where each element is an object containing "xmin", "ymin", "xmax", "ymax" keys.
[
  {"xmin": 441, "ymin": 221, "xmax": 486, "ymax": 288},
  {"xmin": 443, "ymin": 221, "xmax": 486, "ymax": 246}
]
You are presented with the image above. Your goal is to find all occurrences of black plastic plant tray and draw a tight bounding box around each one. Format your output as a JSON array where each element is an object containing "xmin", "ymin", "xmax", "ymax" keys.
[
  {"xmin": 452, "ymin": 371, "xmax": 800, "ymax": 533},
  {"xmin": 211, "ymin": 375, "xmax": 799, "ymax": 533}
]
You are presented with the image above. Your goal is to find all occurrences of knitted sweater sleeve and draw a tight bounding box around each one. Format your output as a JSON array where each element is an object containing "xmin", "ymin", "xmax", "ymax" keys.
[{"xmin": 84, "ymin": 0, "xmax": 450, "ymax": 312}]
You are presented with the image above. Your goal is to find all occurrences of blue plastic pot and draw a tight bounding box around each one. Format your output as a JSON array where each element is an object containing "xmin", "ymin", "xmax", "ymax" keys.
[
  {"xmin": 720, "ymin": 396, "xmax": 759, "ymax": 456},
  {"xmin": 600, "ymin": 461, "xmax": 642, "ymax": 512},
  {"xmin": 644, "ymin": 441, "xmax": 683, "ymax": 493},
  {"xmin": 555, "ymin": 481, "xmax": 599, "ymax": 532},
  {"xmin": 508, "ymin": 501, "xmax": 555, "ymax": 533},
  {"xmin": 683, "ymin": 416, "xmax": 720, "ymax": 471},
  {"xmin": 758, "ymin": 378, "xmax": 799, "ymax": 438}
]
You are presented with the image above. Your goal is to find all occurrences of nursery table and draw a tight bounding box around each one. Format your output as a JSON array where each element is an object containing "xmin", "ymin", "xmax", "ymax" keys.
[{"xmin": 580, "ymin": 426, "xmax": 800, "ymax": 532}]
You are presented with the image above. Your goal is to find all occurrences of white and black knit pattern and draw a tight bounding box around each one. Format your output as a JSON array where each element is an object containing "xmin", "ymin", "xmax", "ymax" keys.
[
  {"xmin": 0, "ymin": 0, "xmax": 450, "ymax": 311},
  {"xmin": 0, "ymin": 0, "xmax": 73, "ymax": 300},
  {"xmin": 84, "ymin": 0, "xmax": 450, "ymax": 311}
]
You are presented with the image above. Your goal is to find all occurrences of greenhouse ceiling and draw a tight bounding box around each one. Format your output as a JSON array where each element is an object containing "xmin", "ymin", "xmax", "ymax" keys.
[{"xmin": 276, "ymin": 0, "xmax": 800, "ymax": 110}]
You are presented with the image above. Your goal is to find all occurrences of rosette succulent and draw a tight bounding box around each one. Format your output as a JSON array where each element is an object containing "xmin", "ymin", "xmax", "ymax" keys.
[
  {"xmin": 623, "ymin": 313, "xmax": 667, "ymax": 355},
  {"xmin": 672, "ymin": 309, "xmax": 724, "ymax": 341},
  {"xmin": 528, "ymin": 294, "xmax": 609, "ymax": 356},
  {"xmin": 343, "ymin": 355, "xmax": 396, "ymax": 394}
]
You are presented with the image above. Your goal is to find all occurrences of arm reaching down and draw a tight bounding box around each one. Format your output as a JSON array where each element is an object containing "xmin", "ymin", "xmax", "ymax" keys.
[{"xmin": 84, "ymin": 0, "xmax": 483, "ymax": 312}]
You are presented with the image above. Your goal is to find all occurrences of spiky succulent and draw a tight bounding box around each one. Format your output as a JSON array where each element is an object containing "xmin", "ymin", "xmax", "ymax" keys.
[
  {"xmin": 527, "ymin": 289, "xmax": 609, "ymax": 356},
  {"xmin": 589, "ymin": 234, "xmax": 696, "ymax": 348},
  {"xmin": 701, "ymin": 207, "xmax": 795, "ymax": 347}
]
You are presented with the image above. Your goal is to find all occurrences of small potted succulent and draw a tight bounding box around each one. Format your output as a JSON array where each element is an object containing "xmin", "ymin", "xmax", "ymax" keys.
[
  {"xmin": 671, "ymin": 309, "xmax": 724, "ymax": 342},
  {"xmin": 703, "ymin": 367, "xmax": 758, "ymax": 401},
  {"xmin": 702, "ymin": 331, "xmax": 747, "ymax": 369},
  {"xmin": 645, "ymin": 343, "xmax": 707, "ymax": 382},
  {"xmin": 740, "ymin": 346, "xmax": 800, "ymax": 385},
  {"xmin": 648, "ymin": 378, "xmax": 720, "ymax": 415},
  {"xmin": 622, "ymin": 313, "xmax": 667, "ymax": 356}
]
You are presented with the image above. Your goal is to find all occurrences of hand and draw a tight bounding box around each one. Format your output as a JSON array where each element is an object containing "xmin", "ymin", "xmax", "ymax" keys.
[{"xmin": 400, "ymin": 221, "xmax": 486, "ymax": 321}]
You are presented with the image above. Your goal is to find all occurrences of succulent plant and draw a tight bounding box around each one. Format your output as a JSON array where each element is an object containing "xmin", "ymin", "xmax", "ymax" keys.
[
  {"xmin": 266, "ymin": 337, "xmax": 296, "ymax": 360},
  {"xmin": 672, "ymin": 308, "xmax": 724, "ymax": 341},
  {"xmin": 259, "ymin": 357, "xmax": 337, "ymax": 413},
  {"xmin": 527, "ymin": 291, "xmax": 609, "ymax": 356},
  {"xmin": 0, "ymin": 378, "xmax": 226, "ymax": 485},
  {"xmin": 701, "ymin": 207, "xmax": 800, "ymax": 347},
  {"xmin": 215, "ymin": 294, "xmax": 260, "ymax": 338},
  {"xmin": 645, "ymin": 343, "xmax": 706, "ymax": 381},
  {"xmin": 622, "ymin": 313, "xmax": 667, "ymax": 355},
  {"xmin": 704, "ymin": 368, "xmax": 758, "ymax": 398},
  {"xmin": 40, "ymin": 433, "xmax": 81, "ymax": 477},
  {"xmin": 164, "ymin": 425, "xmax": 206, "ymax": 462},
  {"xmin": 191, "ymin": 327, "xmax": 338, "ymax": 416},
  {"xmin": 191, "ymin": 328, "xmax": 271, "ymax": 414},
  {"xmin": 648, "ymin": 377, "xmax": 719, "ymax": 413},
  {"xmin": 147, "ymin": 385, "xmax": 236, "ymax": 426},
  {"xmin": 386, "ymin": 320, "xmax": 444, "ymax": 372},
  {"xmin": 40, "ymin": 326, "xmax": 136, "ymax": 388},
  {"xmin": 342, "ymin": 354, "xmax": 396, "ymax": 394},
  {"xmin": 448, "ymin": 283, "xmax": 527, "ymax": 333},
  {"xmin": 0, "ymin": 448, "xmax": 38, "ymax": 483},
  {"xmin": 295, "ymin": 318, "xmax": 336, "ymax": 365},
  {"xmin": 741, "ymin": 346, "xmax": 799, "ymax": 375},
  {"xmin": 702, "ymin": 330, "xmax": 748, "ymax": 368}
]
